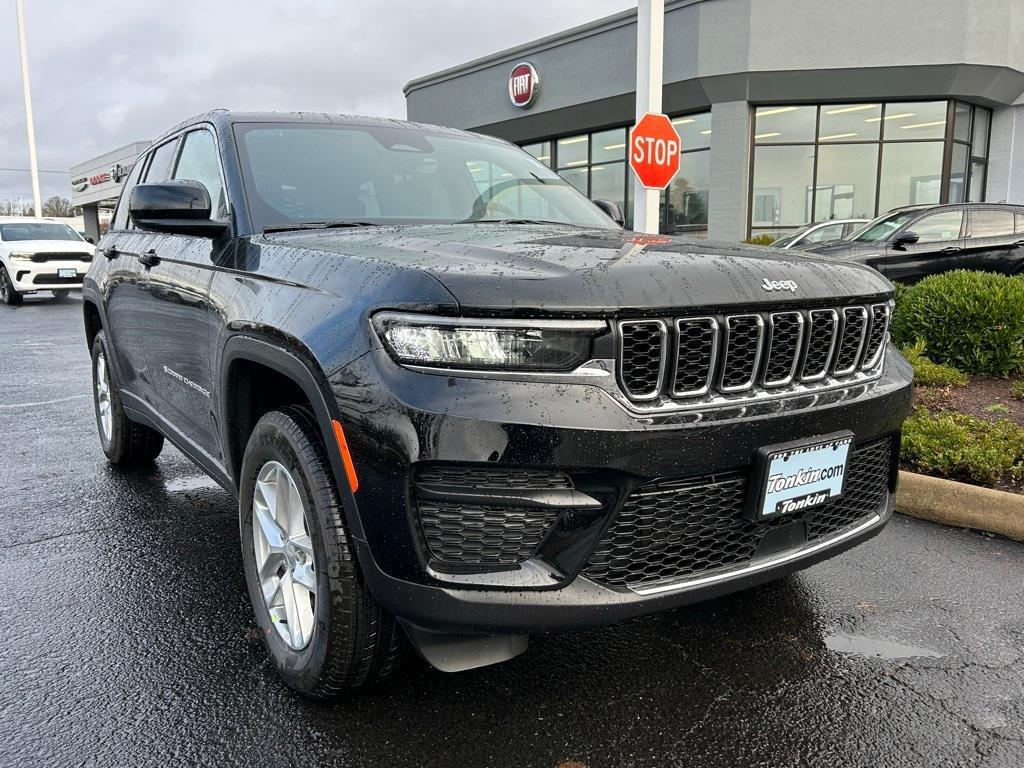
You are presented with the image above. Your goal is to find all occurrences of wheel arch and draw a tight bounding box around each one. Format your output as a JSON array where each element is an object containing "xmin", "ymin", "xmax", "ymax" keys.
[{"xmin": 220, "ymin": 333, "xmax": 366, "ymax": 540}]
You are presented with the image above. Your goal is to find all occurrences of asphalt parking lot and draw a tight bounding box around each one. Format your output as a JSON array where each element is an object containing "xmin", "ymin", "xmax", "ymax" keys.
[{"xmin": 2, "ymin": 293, "xmax": 1023, "ymax": 768}]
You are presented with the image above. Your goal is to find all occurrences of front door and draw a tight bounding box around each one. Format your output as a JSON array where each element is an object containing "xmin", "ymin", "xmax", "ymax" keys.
[
  {"xmin": 137, "ymin": 128, "xmax": 228, "ymax": 461},
  {"xmin": 881, "ymin": 209, "xmax": 965, "ymax": 283}
]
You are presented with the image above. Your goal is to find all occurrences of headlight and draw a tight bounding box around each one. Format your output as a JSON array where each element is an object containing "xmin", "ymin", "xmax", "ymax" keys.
[
  {"xmin": 8, "ymin": 252, "xmax": 33, "ymax": 261},
  {"xmin": 374, "ymin": 312, "xmax": 606, "ymax": 371}
]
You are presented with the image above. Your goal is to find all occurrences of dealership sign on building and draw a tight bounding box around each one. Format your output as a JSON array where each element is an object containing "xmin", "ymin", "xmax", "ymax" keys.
[
  {"xmin": 629, "ymin": 112, "xmax": 681, "ymax": 189},
  {"xmin": 508, "ymin": 62, "xmax": 539, "ymax": 108}
]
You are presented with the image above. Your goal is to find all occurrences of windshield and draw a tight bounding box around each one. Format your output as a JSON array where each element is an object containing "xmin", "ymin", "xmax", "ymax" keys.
[
  {"xmin": 849, "ymin": 211, "xmax": 918, "ymax": 242},
  {"xmin": 0, "ymin": 222, "xmax": 83, "ymax": 242},
  {"xmin": 771, "ymin": 223, "xmax": 816, "ymax": 247},
  {"xmin": 234, "ymin": 123, "xmax": 617, "ymax": 231}
]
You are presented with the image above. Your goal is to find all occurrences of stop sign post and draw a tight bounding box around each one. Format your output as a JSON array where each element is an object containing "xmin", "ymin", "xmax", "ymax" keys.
[{"xmin": 630, "ymin": 113, "xmax": 681, "ymax": 191}]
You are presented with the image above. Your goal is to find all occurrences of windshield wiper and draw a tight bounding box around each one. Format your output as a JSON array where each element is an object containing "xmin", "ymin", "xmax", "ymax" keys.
[
  {"xmin": 461, "ymin": 218, "xmax": 583, "ymax": 227},
  {"xmin": 263, "ymin": 220, "xmax": 379, "ymax": 234}
]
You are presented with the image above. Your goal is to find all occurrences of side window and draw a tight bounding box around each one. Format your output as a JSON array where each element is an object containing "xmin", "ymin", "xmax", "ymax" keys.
[
  {"xmin": 804, "ymin": 223, "xmax": 845, "ymax": 243},
  {"xmin": 111, "ymin": 156, "xmax": 148, "ymax": 231},
  {"xmin": 969, "ymin": 210, "xmax": 1015, "ymax": 239},
  {"xmin": 911, "ymin": 211, "xmax": 964, "ymax": 243},
  {"xmin": 1016, "ymin": 213, "xmax": 1024, "ymax": 234},
  {"xmin": 174, "ymin": 130, "xmax": 227, "ymax": 219},
  {"xmin": 144, "ymin": 138, "xmax": 180, "ymax": 183}
]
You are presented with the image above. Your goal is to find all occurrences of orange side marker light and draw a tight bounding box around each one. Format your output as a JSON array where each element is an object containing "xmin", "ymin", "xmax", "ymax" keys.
[{"xmin": 331, "ymin": 419, "xmax": 359, "ymax": 493}]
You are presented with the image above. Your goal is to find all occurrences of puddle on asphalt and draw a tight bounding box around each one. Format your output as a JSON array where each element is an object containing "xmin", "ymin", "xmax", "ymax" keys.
[
  {"xmin": 165, "ymin": 475, "xmax": 220, "ymax": 492},
  {"xmin": 825, "ymin": 632, "xmax": 944, "ymax": 660}
]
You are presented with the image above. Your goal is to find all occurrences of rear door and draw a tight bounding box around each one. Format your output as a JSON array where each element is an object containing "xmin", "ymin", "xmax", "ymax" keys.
[
  {"xmin": 960, "ymin": 208, "xmax": 1022, "ymax": 275},
  {"xmin": 139, "ymin": 127, "xmax": 228, "ymax": 460},
  {"xmin": 881, "ymin": 208, "xmax": 966, "ymax": 283}
]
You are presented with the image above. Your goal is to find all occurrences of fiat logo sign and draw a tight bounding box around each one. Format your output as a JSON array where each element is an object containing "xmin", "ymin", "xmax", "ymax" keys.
[{"xmin": 508, "ymin": 62, "xmax": 539, "ymax": 108}]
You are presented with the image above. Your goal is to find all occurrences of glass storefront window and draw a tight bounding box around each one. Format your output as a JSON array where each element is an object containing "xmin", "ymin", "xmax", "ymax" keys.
[
  {"xmin": 754, "ymin": 105, "xmax": 816, "ymax": 143},
  {"xmin": 664, "ymin": 149, "xmax": 710, "ymax": 234},
  {"xmin": 881, "ymin": 101, "xmax": 947, "ymax": 140},
  {"xmin": 590, "ymin": 163, "xmax": 625, "ymax": 210},
  {"xmin": 522, "ymin": 141, "xmax": 552, "ymax": 168},
  {"xmin": 968, "ymin": 162, "xmax": 987, "ymax": 203},
  {"xmin": 556, "ymin": 135, "xmax": 589, "ymax": 169},
  {"xmin": 972, "ymin": 107, "xmax": 991, "ymax": 158},
  {"xmin": 751, "ymin": 145, "xmax": 814, "ymax": 227},
  {"xmin": 819, "ymin": 103, "xmax": 881, "ymax": 142},
  {"xmin": 877, "ymin": 141, "xmax": 944, "ymax": 212},
  {"xmin": 671, "ymin": 112, "xmax": 713, "ymax": 150},
  {"xmin": 948, "ymin": 143, "xmax": 969, "ymax": 203},
  {"xmin": 591, "ymin": 128, "xmax": 626, "ymax": 164},
  {"xmin": 953, "ymin": 102, "xmax": 972, "ymax": 142},
  {"xmin": 813, "ymin": 143, "xmax": 879, "ymax": 221},
  {"xmin": 558, "ymin": 167, "xmax": 588, "ymax": 195}
]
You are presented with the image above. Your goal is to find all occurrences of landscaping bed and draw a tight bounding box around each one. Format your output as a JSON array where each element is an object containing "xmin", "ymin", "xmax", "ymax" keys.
[{"xmin": 891, "ymin": 270, "xmax": 1024, "ymax": 496}]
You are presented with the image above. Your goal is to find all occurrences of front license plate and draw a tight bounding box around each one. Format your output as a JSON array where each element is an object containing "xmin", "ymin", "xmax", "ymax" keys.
[
  {"xmin": 58, "ymin": 268, "xmax": 77, "ymax": 279},
  {"xmin": 748, "ymin": 431, "xmax": 853, "ymax": 521}
]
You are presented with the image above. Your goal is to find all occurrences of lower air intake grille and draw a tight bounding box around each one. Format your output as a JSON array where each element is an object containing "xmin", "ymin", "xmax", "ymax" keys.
[
  {"xmin": 418, "ymin": 502, "xmax": 560, "ymax": 566},
  {"xmin": 582, "ymin": 439, "xmax": 892, "ymax": 589},
  {"xmin": 413, "ymin": 464, "xmax": 573, "ymax": 567}
]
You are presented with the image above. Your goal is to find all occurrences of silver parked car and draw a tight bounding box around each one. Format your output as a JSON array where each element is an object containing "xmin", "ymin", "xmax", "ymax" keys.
[{"xmin": 771, "ymin": 219, "xmax": 869, "ymax": 250}]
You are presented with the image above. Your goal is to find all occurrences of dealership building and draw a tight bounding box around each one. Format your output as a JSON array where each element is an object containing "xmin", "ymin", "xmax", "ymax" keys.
[{"xmin": 404, "ymin": 0, "xmax": 1024, "ymax": 241}]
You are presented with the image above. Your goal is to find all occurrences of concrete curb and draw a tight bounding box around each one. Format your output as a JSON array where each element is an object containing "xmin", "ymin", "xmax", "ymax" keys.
[{"xmin": 896, "ymin": 470, "xmax": 1024, "ymax": 542}]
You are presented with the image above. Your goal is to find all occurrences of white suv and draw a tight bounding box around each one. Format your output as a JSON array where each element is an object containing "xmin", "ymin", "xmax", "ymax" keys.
[{"xmin": 0, "ymin": 217, "xmax": 95, "ymax": 305}]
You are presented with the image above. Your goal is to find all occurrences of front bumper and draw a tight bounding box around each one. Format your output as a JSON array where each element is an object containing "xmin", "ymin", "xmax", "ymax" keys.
[
  {"xmin": 333, "ymin": 345, "xmax": 913, "ymax": 634},
  {"xmin": 7, "ymin": 260, "xmax": 87, "ymax": 291}
]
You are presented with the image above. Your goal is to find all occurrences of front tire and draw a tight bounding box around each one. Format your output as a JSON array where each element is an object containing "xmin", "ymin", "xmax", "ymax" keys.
[
  {"xmin": 239, "ymin": 406, "xmax": 402, "ymax": 698},
  {"xmin": 0, "ymin": 265, "xmax": 22, "ymax": 306},
  {"xmin": 91, "ymin": 331, "xmax": 164, "ymax": 466}
]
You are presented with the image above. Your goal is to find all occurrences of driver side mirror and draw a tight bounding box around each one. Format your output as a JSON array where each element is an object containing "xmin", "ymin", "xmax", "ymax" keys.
[
  {"xmin": 891, "ymin": 230, "xmax": 919, "ymax": 250},
  {"xmin": 592, "ymin": 199, "xmax": 625, "ymax": 228},
  {"xmin": 130, "ymin": 180, "xmax": 227, "ymax": 238}
]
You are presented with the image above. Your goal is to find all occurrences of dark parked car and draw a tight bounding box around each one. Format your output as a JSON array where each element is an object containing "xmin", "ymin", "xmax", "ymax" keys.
[
  {"xmin": 82, "ymin": 110, "xmax": 912, "ymax": 698},
  {"xmin": 803, "ymin": 203, "xmax": 1024, "ymax": 283}
]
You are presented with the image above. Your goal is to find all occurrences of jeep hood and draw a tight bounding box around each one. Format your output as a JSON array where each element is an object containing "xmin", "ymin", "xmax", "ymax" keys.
[{"xmin": 267, "ymin": 223, "xmax": 893, "ymax": 314}]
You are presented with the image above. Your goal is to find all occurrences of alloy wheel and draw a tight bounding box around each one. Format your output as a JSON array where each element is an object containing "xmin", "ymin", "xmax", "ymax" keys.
[
  {"xmin": 94, "ymin": 350, "xmax": 113, "ymax": 441},
  {"xmin": 252, "ymin": 461, "xmax": 317, "ymax": 650},
  {"xmin": 0, "ymin": 269, "xmax": 9, "ymax": 302}
]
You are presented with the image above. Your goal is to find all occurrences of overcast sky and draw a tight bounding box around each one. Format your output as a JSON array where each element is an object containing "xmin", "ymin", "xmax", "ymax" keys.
[{"xmin": 0, "ymin": 0, "xmax": 634, "ymax": 207}]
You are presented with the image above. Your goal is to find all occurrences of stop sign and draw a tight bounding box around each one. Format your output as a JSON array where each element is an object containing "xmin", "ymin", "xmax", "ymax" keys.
[{"xmin": 629, "ymin": 113, "xmax": 681, "ymax": 189}]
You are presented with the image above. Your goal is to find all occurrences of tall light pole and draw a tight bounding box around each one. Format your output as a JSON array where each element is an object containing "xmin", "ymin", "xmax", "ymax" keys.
[
  {"xmin": 633, "ymin": 0, "xmax": 664, "ymax": 234},
  {"xmin": 15, "ymin": 0, "xmax": 42, "ymax": 217}
]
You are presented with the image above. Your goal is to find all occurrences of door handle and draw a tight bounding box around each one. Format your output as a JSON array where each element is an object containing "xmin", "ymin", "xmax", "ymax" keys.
[
  {"xmin": 138, "ymin": 250, "xmax": 160, "ymax": 268},
  {"xmin": 940, "ymin": 246, "xmax": 962, "ymax": 254}
]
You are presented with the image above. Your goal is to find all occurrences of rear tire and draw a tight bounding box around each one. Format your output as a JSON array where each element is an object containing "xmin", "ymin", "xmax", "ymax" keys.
[
  {"xmin": 91, "ymin": 331, "xmax": 164, "ymax": 466},
  {"xmin": 0, "ymin": 265, "xmax": 22, "ymax": 306},
  {"xmin": 53, "ymin": 289, "xmax": 70, "ymax": 301},
  {"xmin": 239, "ymin": 406, "xmax": 402, "ymax": 698}
]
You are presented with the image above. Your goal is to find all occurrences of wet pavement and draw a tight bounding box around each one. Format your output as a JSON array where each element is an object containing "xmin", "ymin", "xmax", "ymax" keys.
[{"xmin": 2, "ymin": 295, "xmax": 1023, "ymax": 767}]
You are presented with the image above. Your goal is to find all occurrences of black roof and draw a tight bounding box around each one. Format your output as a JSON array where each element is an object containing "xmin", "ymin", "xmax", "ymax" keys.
[{"xmin": 148, "ymin": 109, "xmax": 499, "ymax": 148}]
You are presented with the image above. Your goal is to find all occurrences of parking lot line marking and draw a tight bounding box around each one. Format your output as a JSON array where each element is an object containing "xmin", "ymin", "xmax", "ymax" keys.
[{"xmin": 0, "ymin": 393, "xmax": 88, "ymax": 410}]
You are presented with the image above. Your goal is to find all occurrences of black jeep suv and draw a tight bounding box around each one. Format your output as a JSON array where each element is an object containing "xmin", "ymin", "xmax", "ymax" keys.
[{"xmin": 83, "ymin": 110, "xmax": 912, "ymax": 698}]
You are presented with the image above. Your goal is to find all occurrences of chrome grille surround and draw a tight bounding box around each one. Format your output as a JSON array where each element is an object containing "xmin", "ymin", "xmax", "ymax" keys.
[
  {"xmin": 617, "ymin": 320, "xmax": 669, "ymax": 401},
  {"xmin": 615, "ymin": 301, "xmax": 890, "ymax": 410},
  {"xmin": 671, "ymin": 317, "xmax": 718, "ymax": 397},
  {"xmin": 718, "ymin": 314, "xmax": 765, "ymax": 393},
  {"xmin": 763, "ymin": 311, "xmax": 805, "ymax": 388}
]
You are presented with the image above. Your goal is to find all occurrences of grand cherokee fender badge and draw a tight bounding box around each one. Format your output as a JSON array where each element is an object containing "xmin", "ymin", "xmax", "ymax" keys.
[{"xmin": 762, "ymin": 278, "xmax": 798, "ymax": 293}]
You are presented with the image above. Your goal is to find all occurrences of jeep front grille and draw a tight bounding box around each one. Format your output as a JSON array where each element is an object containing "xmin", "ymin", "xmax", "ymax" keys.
[{"xmin": 616, "ymin": 302, "xmax": 889, "ymax": 405}]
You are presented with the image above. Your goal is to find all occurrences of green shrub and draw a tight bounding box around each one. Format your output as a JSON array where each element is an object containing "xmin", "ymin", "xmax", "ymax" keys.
[
  {"xmin": 1012, "ymin": 380, "xmax": 1024, "ymax": 400},
  {"xmin": 890, "ymin": 270, "xmax": 1024, "ymax": 375},
  {"xmin": 901, "ymin": 407, "xmax": 1024, "ymax": 485},
  {"xmin": 744, "ymin": 234, "xmax": 776, "ymax": 246},
  {"xmin": 899, "ymin": 340, "xmax": 968, "ymax": 387}
]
